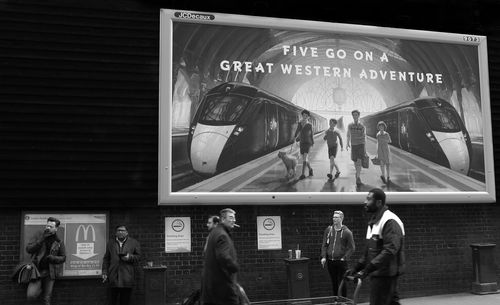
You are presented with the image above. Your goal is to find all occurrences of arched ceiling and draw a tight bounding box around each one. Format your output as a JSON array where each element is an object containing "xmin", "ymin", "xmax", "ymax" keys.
[{"xmin": 173, "ymin": 23, "xmax": 480, "ymax": 109}]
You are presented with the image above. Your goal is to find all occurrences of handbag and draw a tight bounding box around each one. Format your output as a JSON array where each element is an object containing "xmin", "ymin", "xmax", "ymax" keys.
[
  {"xmin": 361, "ymin": 154, "xmax": 370, "ymax": 169},
  {"xmin": 12, "ymin": 262, "xmax": 40, "ymax": 285}
]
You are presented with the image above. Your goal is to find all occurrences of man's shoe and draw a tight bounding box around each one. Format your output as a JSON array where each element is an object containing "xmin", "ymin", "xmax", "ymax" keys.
[
  {"xmin": 334, "ymin": 171, "xmax": 341, "ymax": 178},
  {"xmin": 299, "ymin": 174, "xmax": 306, "ymax": 180},
  {"xmin": 309, "ymin": 169, "xmax": 314, "ymax": 176},
  {"xmin": 327, "ymin": 174, "xmax": 333, "ymax": 180},
  {"xmin": 380, "ymin": 176, "xmax": 386, "ymax": 184}
]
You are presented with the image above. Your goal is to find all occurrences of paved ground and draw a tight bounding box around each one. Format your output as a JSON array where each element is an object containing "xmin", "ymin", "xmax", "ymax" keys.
[{"xmin": 358, "ymin": 292, "xmax": 500, "ymax": 305}]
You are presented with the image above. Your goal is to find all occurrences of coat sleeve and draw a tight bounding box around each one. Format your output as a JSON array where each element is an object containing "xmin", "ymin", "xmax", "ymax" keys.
[
  {"xmin": 215, "ymin": 234, "xmax": 239, "ymax": 274},
  {"xmin": 102, "ymin": 243, "xmax": 110, "ymax": 275},
  {"xmin": 320, "ymin": 227, "xmax": 330, "ymax": 258},
  {"xmin": 366, "ymin": 219, "xmax": 403, "ymax": 273},
  {"xmin": 26, "ymin": 231, "xmax": 44, "ymax": 255},
  {"xmin": 294, "ymin": 122, "xmax": 302, "ymax": 140},
  {"xmin": 343, "ymin": 229, "xmax": 355, "ymax": 260},
  {"xmin": 127, "ymin": 239, "xmax": 141, "ymax": 264}
]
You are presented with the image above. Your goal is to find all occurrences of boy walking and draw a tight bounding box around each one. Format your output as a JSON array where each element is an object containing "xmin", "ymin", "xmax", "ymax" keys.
[{"xmin": 324, "ymin": 118, "xmax": 343, "ymax": 180}]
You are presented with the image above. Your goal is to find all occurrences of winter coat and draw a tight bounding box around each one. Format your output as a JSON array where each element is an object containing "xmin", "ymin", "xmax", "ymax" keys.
[
  {"xmin": 358, "ymin": 206, "xmax": 405, "ymax": 277},
  {"xmin": 321, "ymin": 225, "xmax": 355, "ymax": 260},
  {"xmin": 102, "ymin": 237, "xmax": 141, "ymax": 288},
  {"xmin": 201, "ymin": 223, "xmax": 239, "ymax": 305},
  {"xmin": 25, "ymin": 231, "xmax": 66, "ymax": 280}
]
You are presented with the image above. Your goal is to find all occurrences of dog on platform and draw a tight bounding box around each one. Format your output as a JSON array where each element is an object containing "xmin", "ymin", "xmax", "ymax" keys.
[{"xmin": 278, "ymin": 151, "xmax": 298, "ymax": 179}]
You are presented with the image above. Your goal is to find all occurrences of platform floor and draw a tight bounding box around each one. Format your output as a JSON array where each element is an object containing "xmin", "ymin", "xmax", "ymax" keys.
[
  {"xmin": 358, "ymin": 292, "xmax": 500, "ymax": 305},
  {"xmin": 182, "ymin": 134, "xmax": 485, "ymax": 193}
]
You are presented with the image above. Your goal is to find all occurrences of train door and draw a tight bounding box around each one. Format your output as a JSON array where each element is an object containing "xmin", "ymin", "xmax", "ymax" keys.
[
  {"xmin": 249, "ymin": 102, "xmax": 266, "ymax": 154},
  {"xmin": 398, "ymin": 109, "xmax": 411, "ymax": 152},
  {"xmin": 265, "ymin": 102, "xmax": 279, "ymax": 152}
]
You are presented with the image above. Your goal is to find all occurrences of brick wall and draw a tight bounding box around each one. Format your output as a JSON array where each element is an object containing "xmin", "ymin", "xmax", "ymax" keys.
[{"xmin": 1, "ymin": 204, "xmax": 499, "ymax": 304}]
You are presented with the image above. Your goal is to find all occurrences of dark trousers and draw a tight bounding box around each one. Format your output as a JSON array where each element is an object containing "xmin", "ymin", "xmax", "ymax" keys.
[
  {"xmin": 327, "ymin": 260, "xmax": 347, "ymax": 296},
  {"xmin": 109, "ymin": 287, "xmax": 132, "ymax": 305},
  {"xmin": 369, "ymin": 276, "xmax": 400, "ymax": 305}
]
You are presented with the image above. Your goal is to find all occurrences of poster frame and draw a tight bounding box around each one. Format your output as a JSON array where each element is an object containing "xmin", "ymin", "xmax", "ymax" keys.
[{"xmin": 158, "ymin": 9, "xmax": 495, "ymax": 205}]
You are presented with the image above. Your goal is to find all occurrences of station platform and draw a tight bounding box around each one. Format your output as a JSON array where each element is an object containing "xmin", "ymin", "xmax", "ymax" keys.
[
  {"xmin": 180, "ymin": 132, "xmax": 485, "ymax": 193},
  {"xmin": 358, "ymin": 292, "xmax": 500, "ymax": 305}
]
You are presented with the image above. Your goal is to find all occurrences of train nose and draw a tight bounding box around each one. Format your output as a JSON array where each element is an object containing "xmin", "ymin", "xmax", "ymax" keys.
[
  {"xmin": 438, "ymin": 137, "xmax": 470, "ymax": 174},
  {"xmin": 190, "ymin": 124, "xmax": 235, "ymax": 175}
]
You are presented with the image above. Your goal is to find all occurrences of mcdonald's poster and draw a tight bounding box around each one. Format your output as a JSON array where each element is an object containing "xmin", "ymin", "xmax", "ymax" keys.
[{"xmin": 21, "ymin": 212, "xmax": 108, "ymax": 278}]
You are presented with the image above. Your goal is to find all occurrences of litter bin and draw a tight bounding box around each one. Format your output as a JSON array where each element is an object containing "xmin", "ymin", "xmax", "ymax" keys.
[
  {"xmin": 470, "ymin": 243, "xmax": 498, "ymax": 294},
  {"xmin": 143, "ymin": 265, "xmax": 167, "ymax": 305},
  {"xmin": 284, "ymin": 257, "xmax": 310, "ymax": 300}
]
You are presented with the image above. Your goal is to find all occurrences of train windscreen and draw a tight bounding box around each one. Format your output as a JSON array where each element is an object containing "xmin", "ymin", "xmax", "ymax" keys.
[
  {"xmin": 199, "ymin": 95, "xmax": 250, "ymax": 124},
  {"xmin": 420, "ymin": 106, "xmax": 462, "ymax": 132}
]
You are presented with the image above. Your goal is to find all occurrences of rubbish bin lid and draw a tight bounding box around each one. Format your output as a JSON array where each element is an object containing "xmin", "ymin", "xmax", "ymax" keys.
[{"xmin": 470, "ymin": 243, "xmax": 496, "ymax": 248}]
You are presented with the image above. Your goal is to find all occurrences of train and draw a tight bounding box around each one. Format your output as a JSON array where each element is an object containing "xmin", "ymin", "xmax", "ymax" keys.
[
  {"xmin": 360, "ymin": 97, "xmax": 472, "ymax": 175},
  {"xmin": 187, "ymin": 82, "xmax": 328, "ymax": 176}
]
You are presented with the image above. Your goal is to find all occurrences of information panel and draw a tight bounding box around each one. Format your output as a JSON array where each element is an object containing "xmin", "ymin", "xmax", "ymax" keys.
[{"xmin": 21, "ymin": 212, "xmax": 108, "ymax": 278}]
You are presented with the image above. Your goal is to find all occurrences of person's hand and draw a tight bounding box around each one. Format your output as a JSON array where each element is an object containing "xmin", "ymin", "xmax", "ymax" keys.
[
  {"xmin": 295, "ymin": 137, "xmax": 300, "ymax": 142},
  {"xmin": 102, "ymin": 274, "xmax": 108, "ymax": 283},
  {"xmin": 345, "ymin": 268, "xmax": 355, "ymax": 276},
  {"xmin": 43, "ymin": 230, "xmax": 53, "ymax": 238},
  {"xmin": 353, "ymin": 270, "xmax": 367, "ymax": 280},
  {"xmin": 121, "ymin": 253, "xmax": 130, "ymax": 261},
  {"xmin": 320, "ymin": 258, "xmax": 326, "ymax": 268}
]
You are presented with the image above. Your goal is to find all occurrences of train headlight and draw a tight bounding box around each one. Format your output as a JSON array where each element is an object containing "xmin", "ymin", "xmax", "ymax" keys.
[
  {"xmin": 426, "ymin": 132, "xmax": 437, "ymax": 142},
  {"xmin": 233, "ymin": 126, "xmax": 245, "ymax": 136}
]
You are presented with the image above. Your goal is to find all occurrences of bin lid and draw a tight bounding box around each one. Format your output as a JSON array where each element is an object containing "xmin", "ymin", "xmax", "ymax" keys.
[{"xmin": 470, "ymin": 243, "xmax": 496, "ymax": 248}]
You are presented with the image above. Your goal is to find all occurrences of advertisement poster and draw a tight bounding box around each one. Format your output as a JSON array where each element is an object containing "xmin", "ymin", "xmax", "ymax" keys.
[
  {"xmin": 165, "ymin": 217, "xmax": 191, "ymax": 253},
  {"xmin": 159, "ymin": 10, "xmax": 494, "ymax": 204},
  {"xmin": 257, "ymin": 216, "xmax": 282, "ymax": 250},
  {"xmin": 21, "ymin": 212, "xmax": 108, "ymax": 278}
]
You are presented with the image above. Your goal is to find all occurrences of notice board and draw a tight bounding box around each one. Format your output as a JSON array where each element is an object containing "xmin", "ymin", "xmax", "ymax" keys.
[{"xmin": 21, "ymin": 212, "xmax": 108, "ymax": 278}]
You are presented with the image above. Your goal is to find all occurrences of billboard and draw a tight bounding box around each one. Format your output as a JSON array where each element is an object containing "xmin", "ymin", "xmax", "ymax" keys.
[
  {"xmin": 159, "ymin": 9, "xmax": 495, "ymax": 204},
  {"xmin": 21, "ymin": 212, "xmax": 108, "ymax": 278}
]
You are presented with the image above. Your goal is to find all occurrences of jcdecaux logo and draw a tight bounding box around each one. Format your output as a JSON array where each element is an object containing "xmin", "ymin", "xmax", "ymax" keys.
[{"xmin": 174, "ymin": 11, "xmax": 214, "ymax": 20}]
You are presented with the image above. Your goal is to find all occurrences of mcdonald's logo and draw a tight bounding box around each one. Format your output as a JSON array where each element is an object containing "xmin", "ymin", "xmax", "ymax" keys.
[{"xmin": 76, "ymin": 224, "xmax": 96, "ymax": 242}]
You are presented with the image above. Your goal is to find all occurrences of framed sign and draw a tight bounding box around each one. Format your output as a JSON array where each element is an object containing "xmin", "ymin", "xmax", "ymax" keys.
[
  {"xmin": 21, "ymin": 212, "xmax": 108, "ymax": 278},
  {"xmin": 159, "ymin": 9, "xmax": 495, "ymax": 204},
  {"xmin": 165, "ymin": 217, "xmax": 191, "ymax": 253},
  {"xmin": 257, "ymin": 216, "xmax": 282, "ymax": 250}
]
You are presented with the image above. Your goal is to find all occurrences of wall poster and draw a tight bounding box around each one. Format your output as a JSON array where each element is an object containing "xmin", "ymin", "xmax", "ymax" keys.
[
  {"xmin": 159, "ymin": 9, "xmax": 495, "ymax": 204},
  {"xmin": 21, "ymin": 212, "xmax": 108, "ymax": 278}
]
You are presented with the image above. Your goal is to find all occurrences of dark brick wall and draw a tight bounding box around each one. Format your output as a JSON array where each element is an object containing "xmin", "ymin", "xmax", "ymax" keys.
[
  {"xmin": 1, "ymin": 0, "xmax": 500, "ymax": 305},
  {"xmin": 1, "ymin": 204, "xmax": 499, "ymax": 304}
]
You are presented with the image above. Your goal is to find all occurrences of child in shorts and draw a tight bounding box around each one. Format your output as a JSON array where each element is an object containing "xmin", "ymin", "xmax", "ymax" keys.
[{"xmin": 323, "ymin": 119, "xmax": 343, "ymax": 180}]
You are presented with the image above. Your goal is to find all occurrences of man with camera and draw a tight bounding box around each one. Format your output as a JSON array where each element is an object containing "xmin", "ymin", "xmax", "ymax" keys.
[{"xmin": 102, "ymin": 225, "xmax": 141, "ymax": 305}]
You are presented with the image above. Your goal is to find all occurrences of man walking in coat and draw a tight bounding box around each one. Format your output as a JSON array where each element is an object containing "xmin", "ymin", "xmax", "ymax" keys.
[
  {"xmin": 102, "ymin": 225, "xmax": 141, "ymax": 305},
  {"xmin": 26, "ymin": 217, "xmax": 66, "ymax": 305},
  {"xmin": 349, "ymin": 188, "xmax": 405, "ymax": 305},
  {"xmin": 320, "ymin": 210, "xmax": 355, "ymax": 297},
  {"xmin": 202, "ymin": 208, "xmax": 239, "ymax": 305}
]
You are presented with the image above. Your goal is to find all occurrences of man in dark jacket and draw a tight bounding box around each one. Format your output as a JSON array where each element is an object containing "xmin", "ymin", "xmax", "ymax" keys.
[
  {"xmin": 26, "ymin": 217, "xmax": 66, "ymax": 305},
  {"xmin": 102, "ymin": 225, "xmax": 141, "ymax": 305},
  {"xmin": 349, "ymin": 188, "xmax": 405, "ymax": 305},
  {"xmin": 201, "ymin": 208, "xmax": 239, "ymax": 305},
  {"xmin": 320, "ymin": 210, "xmax": 355, "ymax": 296}
]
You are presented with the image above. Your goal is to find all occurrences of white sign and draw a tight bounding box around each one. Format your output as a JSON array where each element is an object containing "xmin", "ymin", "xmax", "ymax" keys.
[
  {"xmin": 257, "ymin": 216, "xmax": 282, "ymax": 250},
  {"xmin": 165, "ymin": 217, "xmax": 191, "ymax": 253}
]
